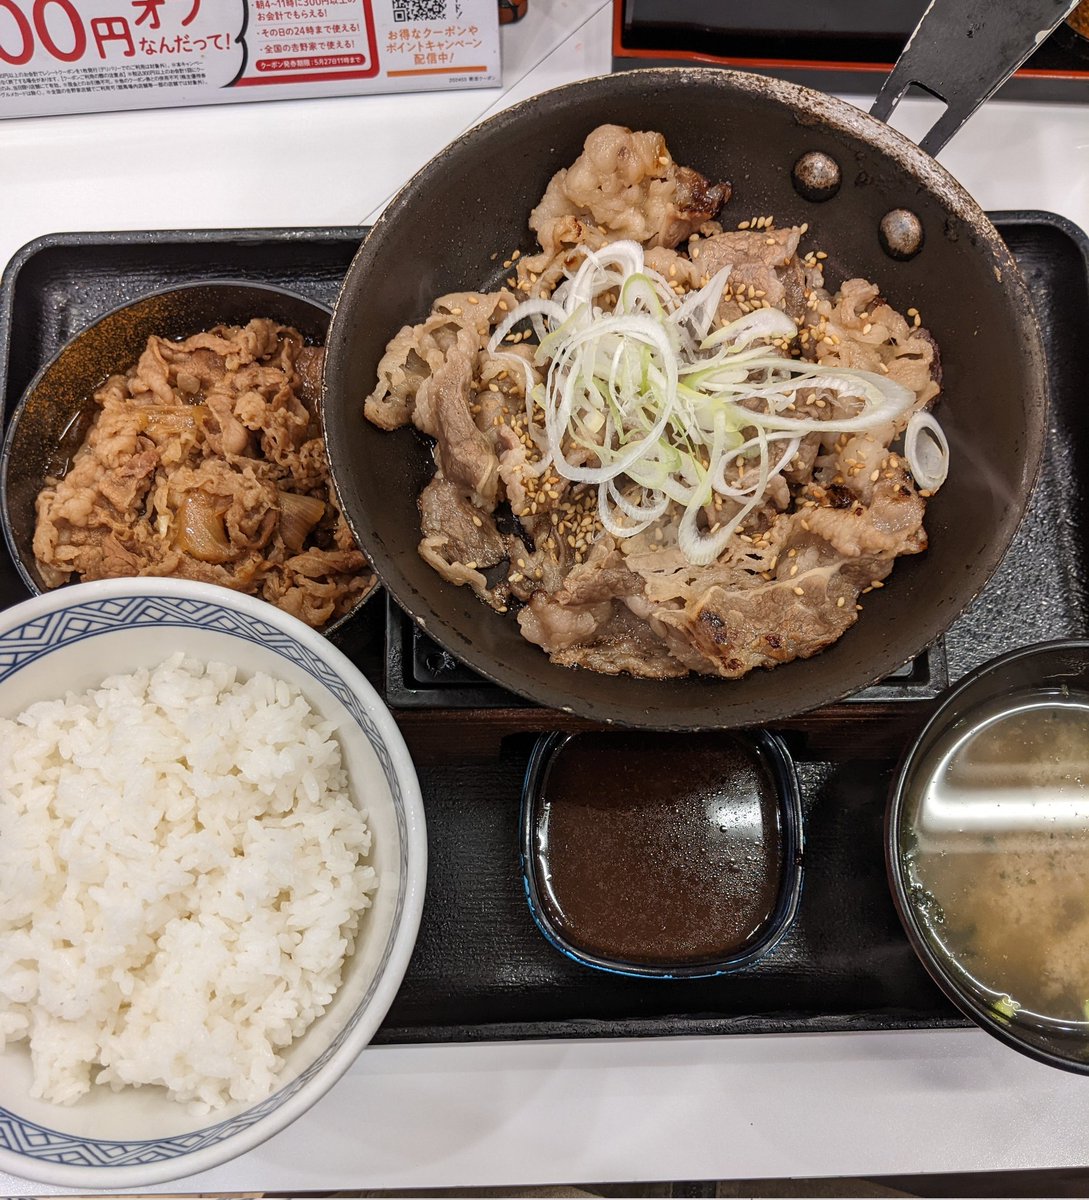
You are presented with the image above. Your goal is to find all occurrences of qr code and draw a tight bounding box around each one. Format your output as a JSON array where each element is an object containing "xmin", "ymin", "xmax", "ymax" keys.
[{"xmin": 392, "ymin": 0, "xmax": 447, "ymax": 21}]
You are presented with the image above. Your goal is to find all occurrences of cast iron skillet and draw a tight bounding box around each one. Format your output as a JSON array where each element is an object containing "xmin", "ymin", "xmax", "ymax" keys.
[{"xmin": 323, "ymin": 67, "xmax": 1049, "ymax": 728}]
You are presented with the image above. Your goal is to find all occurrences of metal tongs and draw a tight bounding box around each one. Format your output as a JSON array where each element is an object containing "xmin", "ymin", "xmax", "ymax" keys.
[{"xmin": 871, "ymin": 0, "xmax": 1081, "ymax": 157}]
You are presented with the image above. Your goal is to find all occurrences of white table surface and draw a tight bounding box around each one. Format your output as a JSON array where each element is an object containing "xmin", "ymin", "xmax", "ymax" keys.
[{"xmin": 4, "ymin": 2, "xmax": 1089, "ymax": 1192}]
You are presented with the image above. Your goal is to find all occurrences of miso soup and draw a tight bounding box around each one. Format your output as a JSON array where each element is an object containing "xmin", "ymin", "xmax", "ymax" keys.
[{"xmin": 902, "ymin": 689, "xmax": 1089, "ymax": 1028}]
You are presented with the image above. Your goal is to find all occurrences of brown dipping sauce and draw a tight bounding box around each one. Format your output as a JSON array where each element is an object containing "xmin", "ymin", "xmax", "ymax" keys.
[{"xmin": 531, "ymin": 732, "xmax": 786, "ymax": 966}]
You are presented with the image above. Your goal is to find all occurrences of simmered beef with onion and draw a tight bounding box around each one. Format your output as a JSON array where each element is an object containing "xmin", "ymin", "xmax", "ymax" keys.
[{"xmin": 34, "ymin": 319, "xmax": 372, "ymax": 629}]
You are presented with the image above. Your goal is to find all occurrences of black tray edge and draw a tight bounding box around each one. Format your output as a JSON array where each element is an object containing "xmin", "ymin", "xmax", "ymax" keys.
[
  {"xmin": 989, "ymin": 209, "xmax": 1089, "ymax": 260},
  {"xmin": 0, "ymin": 224, "xmax": 369, "ymax": 427},
  {"xmin": 374, "ymin": 1011, "xmax": 970, "ymax": 1045}
]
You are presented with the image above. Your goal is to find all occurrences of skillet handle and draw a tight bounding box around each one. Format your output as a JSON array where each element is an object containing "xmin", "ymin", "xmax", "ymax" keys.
[{"xmin": 870, "ymin": 0, "xmax": 1080, "ymax": 157}]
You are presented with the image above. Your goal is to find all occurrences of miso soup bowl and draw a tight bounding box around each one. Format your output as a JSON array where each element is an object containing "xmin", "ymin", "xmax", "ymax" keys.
[{"xmin": 887, "ymin": 639, "xmax": 1089, "ymax": 1075}]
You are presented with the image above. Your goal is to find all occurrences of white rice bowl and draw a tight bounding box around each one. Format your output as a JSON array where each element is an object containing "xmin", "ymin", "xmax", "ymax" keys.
[{"xmin": 0, "ymin": 579, "xmax": 426, "ymax": 1189}]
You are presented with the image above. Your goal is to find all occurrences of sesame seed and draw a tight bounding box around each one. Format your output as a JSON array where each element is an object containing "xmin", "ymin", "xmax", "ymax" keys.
[
  {"xmin": 467, "ymin": 296, "xmax": 479, "ymax": 305},
  {"xmin": 871, "ymin": 579, "xmax": 884, "ymax": 588},
  {"xmin": 862, "ymin": 322, "xmax": 873, "ymax": 334},
  {"xmin": 836, "ymin": 596, "xmax": 846, "ymax": 608},
  {"xmin": 870, "ymin": 468, "xmax": 880, "ymax": 482},
  {"xmin": 792, "ymin": 586, "xmax": 804, "ymax": 596},
  {"xmin": 472, "ymin": 515, "xmax": 483, "ymax": 528},
  {"xmin": 511, "ymin": 249, "xmax": 521, "ymax": 260},
  {"xmin": 815, "ymin": 251, "xmax": 828, "ymax": 260}
]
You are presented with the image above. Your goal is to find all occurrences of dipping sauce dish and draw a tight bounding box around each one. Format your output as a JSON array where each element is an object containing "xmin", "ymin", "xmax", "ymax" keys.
[{"xmin": 520, "ymin": 729, "xmax": 804, "ymax": 979}]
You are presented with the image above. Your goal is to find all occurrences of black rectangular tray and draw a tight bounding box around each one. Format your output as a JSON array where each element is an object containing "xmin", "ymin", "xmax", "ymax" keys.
[{"xmin": 2, "ymin": 215, "xmax": 1087, "ymax": 1044}]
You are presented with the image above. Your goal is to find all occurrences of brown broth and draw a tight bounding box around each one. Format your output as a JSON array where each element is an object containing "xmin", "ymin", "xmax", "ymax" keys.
[
  {"xmin": 533, "ymin": 733, "xmax": 784, "ymax": 965},
  {"xmin": 904, "ymin": 690, "xmax": 1089, "ymax": 1026}
]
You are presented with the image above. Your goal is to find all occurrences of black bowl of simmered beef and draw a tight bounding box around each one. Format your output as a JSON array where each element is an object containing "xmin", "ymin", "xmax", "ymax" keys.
[{"xmin": 1, "ymin": 281, "xmax": 376, "ymax": 633}]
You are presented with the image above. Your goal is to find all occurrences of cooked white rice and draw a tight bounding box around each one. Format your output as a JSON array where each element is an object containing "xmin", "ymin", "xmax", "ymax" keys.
[{"xmin": 0, "ymin": 652, "xmax": 376, "ymax": 1112}]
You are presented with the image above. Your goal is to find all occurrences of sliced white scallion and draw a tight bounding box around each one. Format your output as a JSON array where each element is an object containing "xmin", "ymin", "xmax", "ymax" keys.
[
  {"xmin": 494, "ymin": 239, "xmax": 948, "ymax": 563},
  {"xmin": 904, "ymin": 410, "xmax": 950, "ymax": 492}
]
